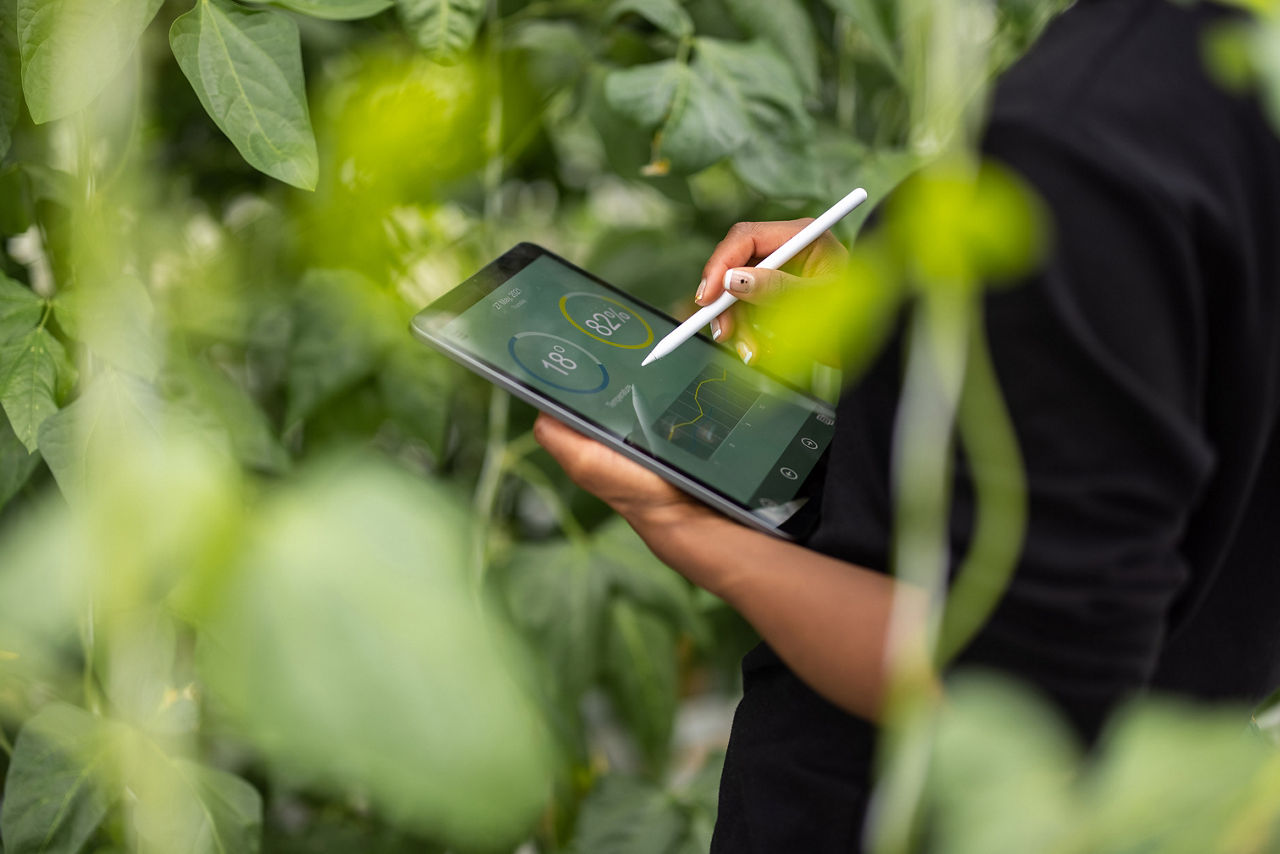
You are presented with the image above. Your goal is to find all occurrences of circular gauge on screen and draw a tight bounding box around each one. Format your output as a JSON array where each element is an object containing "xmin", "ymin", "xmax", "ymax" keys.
[
  {"xmin": 559, "ymin": 292, "xmax": 654, "ymax": 349},
  {"xmin": 508, "ymin": 332, "xmax": 609, "ymax": 394}
]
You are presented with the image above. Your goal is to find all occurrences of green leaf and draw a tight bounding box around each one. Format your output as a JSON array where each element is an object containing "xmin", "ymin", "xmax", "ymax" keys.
[
  {"xmin": 604, "ymin": 58, "xmax": 749, "ymax": 174},
  {"xmin": 570, "ymin": 775, "xmax": 687, "ymax": 854},
  {"xmin": 824, "ymin": 0, "xmax": 900, "ymax": 79},
  {"xmin": 286, "ymin": 269, "xmax": 398, "ymax": 428},
  {"xmin": 0, "ymin": 703, "xmax": 122, "ymax": 854},
  {"xmin": 722, "ymin": 0, "xmax": 819, "ymax": 97},
  {"xmin": 395, "ymin": 0, "xmax": 485, "ymax": 61},
  {"xmin": 605, "ymin": 37, "xmax": 813, "ymax": 177},
  {"xmin": 604, "ymin": 59, "xmax": 686, "ymax": 128},
  {"xmin": 377, "ymin": 342, "xmax": 451, "ymax": 461},
  {"xmin": 0, "ymin": 276, "xmax": 43, "ymax": 345},
  {"xmin": 696, "ymin": 37, "xmax": 817, "ymax": 197},
  {"xmin": 169, "ymin": 355, "xmax": 290, "ymax": 474},
  {"xmin": 246, "ymin": 0, "xmax": 392, "ymax": 20},
  {"xmin": 0, "ymin": 0, "xmax": 20, "ymax": 158},
  {"xmin": 0, "ymin": 327, "xmax": 62, "ymax": 452},
  {"xmin": 37, "ymin": 369, "xmax": 164, "ymax": 501},
  {"xmin": 54, "ymin": 277, "xmax": 156, "ymax": 380},
  {"xmin": 15, "ymin": 0, "xmax": 164, "ymax": 123},
  {"xmin": 593, "ymin": 516, "xmax": 707, "ymax": 646},
  {"xmin": 603, "ymin": 599, "xmax": 678, "ymax": 768},
  {"xmin": 505, "ymin": 537, "xmax": 610, "ymax": 699},
  {"xmin": 170, "ymin": 0, "xmax": 319, "ymax": 190},
  {"xmin": 608, "ymin": 0, "xmax": 693, "ymax": 39},
  {"xmin": 196, "ymin": 459, "xmax": 555, "ymax": 850},
  {"xmin": 0, "ymin": 408, "xmax": 39, "ymax": 510},
  {"xmin": 130, "ymin": 757, "xmax": 263, "ymax": 854}
]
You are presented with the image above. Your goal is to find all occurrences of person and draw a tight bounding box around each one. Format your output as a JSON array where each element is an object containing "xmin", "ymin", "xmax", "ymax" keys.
[{"xmin": 535, "ymin": 0, "xmax": 1280, "ymax": 848}]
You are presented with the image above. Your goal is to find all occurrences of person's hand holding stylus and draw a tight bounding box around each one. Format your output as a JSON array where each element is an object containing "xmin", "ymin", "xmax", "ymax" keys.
[
  {"xmin": 695, "ymin": 217, "xmax": 852, "ymax": 366},
  {"xmin": 641, "ymin": 187, "xmax": 866, "ymax": 366}
]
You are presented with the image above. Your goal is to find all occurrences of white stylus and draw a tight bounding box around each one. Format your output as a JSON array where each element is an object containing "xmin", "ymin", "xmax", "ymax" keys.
[{"xmin": 641, "ymin": 186, "xmax": 869, "ymax": 367}]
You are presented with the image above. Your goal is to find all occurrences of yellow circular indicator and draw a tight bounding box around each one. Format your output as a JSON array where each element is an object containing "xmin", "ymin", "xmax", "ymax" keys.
[{"xmin": 559, "ymin": 292, "xmax": 654, "ymax": 349}]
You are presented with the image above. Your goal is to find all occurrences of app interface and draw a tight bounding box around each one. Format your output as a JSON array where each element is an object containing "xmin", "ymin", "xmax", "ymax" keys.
[{"xmin": 443, "ymin": 256, "xmax": 835, "ymax": 508}]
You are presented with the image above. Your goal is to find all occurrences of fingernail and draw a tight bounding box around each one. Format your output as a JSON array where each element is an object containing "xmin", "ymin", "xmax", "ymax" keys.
[
  {"xmin": 728, "ymin": 270, "xmax": 754, "ymax": 294},
  {"xmin": 737, "ymin": 341, "xmax": 753, "ymax": 364},
  {"xmin": 711, "ymin": 318, "xmax": 722, "ymax": 340},
  {"xmin": 695, "ymin": 278, "xmax": 706, "ymax": 302}
]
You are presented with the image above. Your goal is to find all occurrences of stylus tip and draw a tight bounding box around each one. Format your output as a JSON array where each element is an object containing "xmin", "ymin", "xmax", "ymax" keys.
[{"xmin": 641, "ymin": 352, "xmax": 657, "ymax": 367}]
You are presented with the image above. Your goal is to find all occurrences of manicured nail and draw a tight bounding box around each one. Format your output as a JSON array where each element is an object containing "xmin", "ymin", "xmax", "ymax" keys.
[
  {"xmin": 728, "ymin": 270, "xmax": 754, "ymax": 294},
  {"xmin": 695, "ymin": 278, "xmax": 706, "ymax": 302},
  {"xmin": 737, "ymin": 341, "xmax": 753, "ymax": 364},
  {"xmin": 711, "ymin": 318, "xmax": 722, "ymax": 340}
]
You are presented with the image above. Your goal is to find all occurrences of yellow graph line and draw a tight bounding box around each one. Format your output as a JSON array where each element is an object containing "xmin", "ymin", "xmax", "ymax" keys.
[{"xmin": 667, "ymin": 369, "xmax": 728, "ymax": 441}]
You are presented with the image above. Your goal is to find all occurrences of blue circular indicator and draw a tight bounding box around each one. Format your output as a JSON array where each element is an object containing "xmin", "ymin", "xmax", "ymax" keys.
[{"xmin": 508, "ymin": 332, "xmax": 609, "ymax": 394}]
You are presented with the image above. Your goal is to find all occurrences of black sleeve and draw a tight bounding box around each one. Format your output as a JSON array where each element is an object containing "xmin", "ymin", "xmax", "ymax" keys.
[{"xmin": 811, "ymin": 115, "xmax": 1217, "ymax": 739}]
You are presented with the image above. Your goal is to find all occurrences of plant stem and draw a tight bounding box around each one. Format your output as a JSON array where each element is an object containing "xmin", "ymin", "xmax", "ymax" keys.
[
  {"xmin": 471, "ymin": 386, "xmax": 510, "ymax": 583},
  {"xmin": 81, "ymin": 594, "xmax": 103, "ymax": 716},
  {"xmin": 507, "ymin": 458, "xmax": 589, "ymax": 547},
  {"xmin": 869, "ymin": 287, "xmax": 972, "ymax": 854},
  {"xmin": 835, "ymin": 13, "xmax": 857, "ymax": 133}
]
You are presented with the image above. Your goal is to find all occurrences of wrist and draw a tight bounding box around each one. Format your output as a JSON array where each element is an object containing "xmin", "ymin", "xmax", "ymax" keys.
[{"xmin": 625, "ymin": 506, "xmax": 746, "ymax": 598}]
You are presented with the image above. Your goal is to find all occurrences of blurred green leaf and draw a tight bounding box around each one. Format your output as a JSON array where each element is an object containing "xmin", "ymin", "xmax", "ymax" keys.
[
  {"xmin": 608, "ymin": 0, "xmax": 693, "ymax": 40},
  {"xmin": 170, "ymin": 0, "xmax": 319, "ymax": 190},
  {"xmin": 592, "ymin": 517, "xmax": 707, "ymax": 647},
  {"xmin": 0, "ymin": 276, "xmax": 44, "ymax": 344},
  {"xmin": 0, "ymin": 327, "xmax": 63, "ymax": 452},
  {"xmin": 15, "ymin": 0, "xmax": 163, "ymax": 123},
  {"xmin": 603, "ymin": 599, "xmax": 678, "ymax": 769},
  {"xmin": 504, "ymin": 516, "xmax": 705, "ymax": 703},
  {"xmin": 723, "ymin": 0, "xmax": 819, "ymax": 96},
  {"xmin": 37, "ymin": 370, "xmax": 164, "ymax": 501},
  {"xmin": 196, "ymin": 458, "xmax": 555, "ymax": 850},
  {"xmin": 129, "ymin": 753, "xmax": 263, "ymax": 854},
  {"xmin": 570, "ymin": 775, "xmax": 686, "ymax": 854},
  {"xmin": 248, "ymin": 0, "xmax": 393, "ymax": 20},
  {"xmin": 0, "ymin": 703, "xmax": 122, "ymax": 854},
  {"xmin": 0, "ymin": 0, "xmax": 19, "ymax": 159},
  {"xmin": 286, "ymin": 269, "xmax": 398, "ymax": 428},
  {"xmin": 929, "ymin": 675, "xmax": 1080, "ymax": 854},
  {"xmin": 505, "ymin": 536, "xmax": 610, "ymax": 699},
  {"xmin": 377, "ymin": 342, "xmax": 452, "ymax": 461},
  {"xmin": 395, "ymin": 0, "xmax": 486, "ymax": 61},
  {"xmin": 0, "ymin": 408, "xmax": 39, "ymax": 510},
  {"xmin": 1083, "ymin": 701, "xmax": 1280, "ymax": 853},
  {"xmin": 824, "ymin": 0, "xmax": 900, "ymax": 77},
  {"xmin": 886, "ymin": 158, "xmax": 1046, "ymax": 291},
  {"xmin": 168, "ymin": 356, "xmax": 290, "ymax": 474},
  {"xmin": 54, "ymin": 276, "xmax": 156, "ymax": 380}
]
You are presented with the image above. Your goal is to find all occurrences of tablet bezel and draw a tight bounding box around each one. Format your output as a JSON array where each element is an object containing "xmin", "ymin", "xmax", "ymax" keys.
[{"xmin": 410, "ymin": 242, "xmax": 831, "ymax": 539}]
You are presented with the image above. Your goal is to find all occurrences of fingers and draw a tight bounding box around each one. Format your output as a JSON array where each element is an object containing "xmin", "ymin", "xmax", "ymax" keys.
[
  {"xmin": 709, "ymin": 304, "xmax": 737, "ymax": 343},
  {"xmin": 697, "ymin": 219, "xmax": 815, "ymax": 307},
  {"xmin": 533, "ymin": 414, "xmax": 600, "ymax": 483},
  {"xmin": 722, "ymin": 267, "xmax": 807, "ymax": 304},
  {"xmin": 732, "ymin": 324, "xmax": 760, "ymax": 366},
  {"xmin": 532, "ymin": 413, "xmax": 651, "ymax": 496}
]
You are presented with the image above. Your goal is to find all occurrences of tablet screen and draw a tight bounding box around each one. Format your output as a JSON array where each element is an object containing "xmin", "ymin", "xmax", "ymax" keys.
[{"xmin": 424, "ymin": 247, "xmax": 835, "ymax": 514}]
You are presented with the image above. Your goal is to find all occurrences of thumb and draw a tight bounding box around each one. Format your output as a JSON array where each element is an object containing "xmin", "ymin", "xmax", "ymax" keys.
[{"xmin": 723, "ymin": 267, "xmax": 807, "ymax": 303}]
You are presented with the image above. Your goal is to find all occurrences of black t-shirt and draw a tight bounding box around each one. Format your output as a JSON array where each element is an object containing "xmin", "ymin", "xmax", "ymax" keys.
[{"xmin": 712, "ymin": 1, "xmax": 1280, "ymax": 849}]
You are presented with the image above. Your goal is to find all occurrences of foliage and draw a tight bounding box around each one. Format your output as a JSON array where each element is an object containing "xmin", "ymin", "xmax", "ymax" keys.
[{"xmin": 0, "ymin": 0, "xmax": 1276, "ymax": 853}]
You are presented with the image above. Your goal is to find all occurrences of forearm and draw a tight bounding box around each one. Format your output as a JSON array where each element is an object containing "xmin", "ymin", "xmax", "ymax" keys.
[{"xmin": 632, "ymin": 512, "xmax": 918, "ymax": 722}]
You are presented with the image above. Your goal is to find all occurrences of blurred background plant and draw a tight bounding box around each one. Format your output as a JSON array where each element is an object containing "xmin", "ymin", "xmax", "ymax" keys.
[{"xmin": 0, "ymin": 0, "xmax": 1278, "ymax": 852}]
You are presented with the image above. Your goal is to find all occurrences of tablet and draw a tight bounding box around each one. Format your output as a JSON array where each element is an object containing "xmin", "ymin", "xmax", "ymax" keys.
[{"xmin": 410, "ymin": 243, "xmax": 835, "ymax": 539}]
